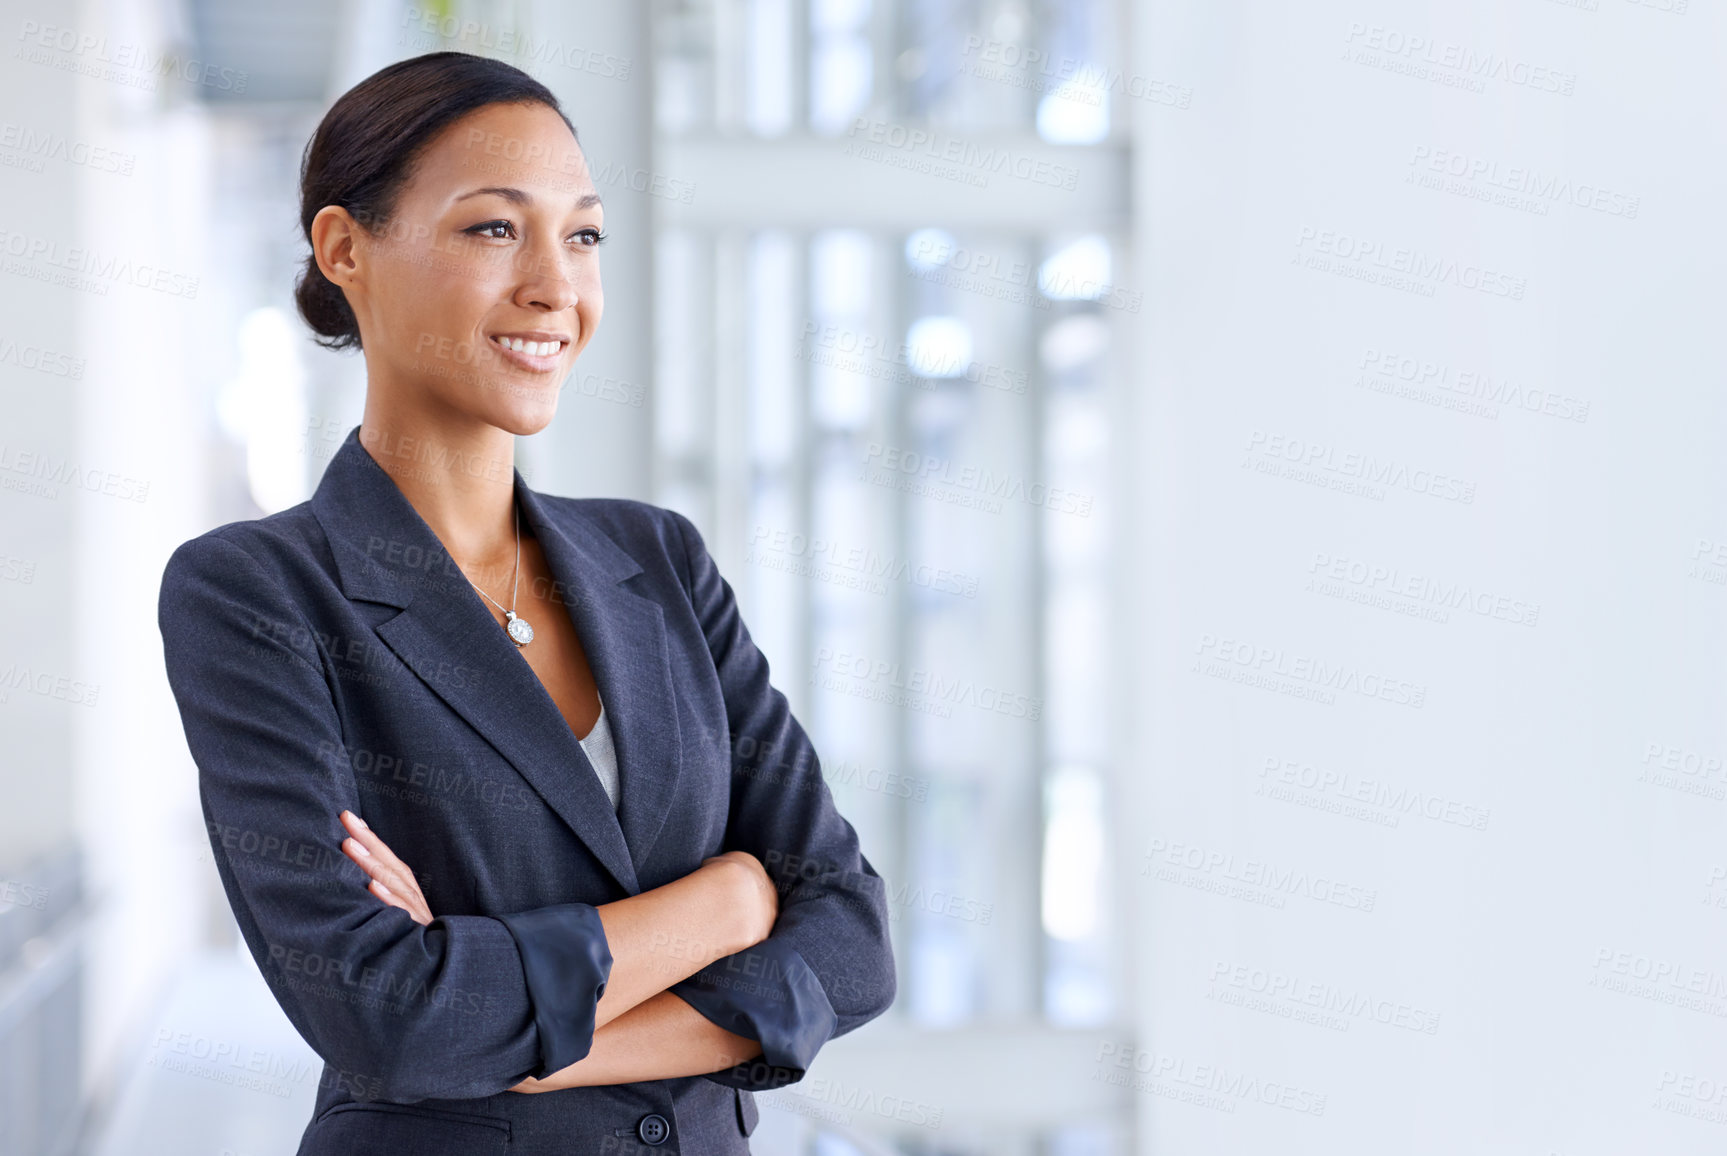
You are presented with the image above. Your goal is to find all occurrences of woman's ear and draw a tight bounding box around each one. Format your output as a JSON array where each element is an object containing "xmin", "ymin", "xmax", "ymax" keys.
[{"xmin": 310, "ymin": 204, "xmax": 363, "ymax": 291}]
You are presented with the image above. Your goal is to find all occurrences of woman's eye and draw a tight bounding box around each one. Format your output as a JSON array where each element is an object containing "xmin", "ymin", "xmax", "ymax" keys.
[{"xmin": 461, "ymin": 221, "xmax": 605, "ymax": 246}]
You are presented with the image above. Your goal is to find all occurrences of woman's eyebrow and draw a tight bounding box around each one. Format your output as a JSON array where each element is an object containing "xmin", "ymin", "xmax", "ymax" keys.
[{"xmin": 454, "ymin": 186, "xmax": 603, "ymax": 211}]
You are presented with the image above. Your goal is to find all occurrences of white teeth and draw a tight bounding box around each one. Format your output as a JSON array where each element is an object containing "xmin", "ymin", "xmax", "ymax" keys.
[{"xmin": 494, "ymin": 336, "xmax": 562, "ymax": 357}]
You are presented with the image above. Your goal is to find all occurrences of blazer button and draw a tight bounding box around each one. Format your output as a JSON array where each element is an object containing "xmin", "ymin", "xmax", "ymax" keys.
[{"xmin": 636, "ymin": 1113, "xmax": 670, "ymax": 1146}]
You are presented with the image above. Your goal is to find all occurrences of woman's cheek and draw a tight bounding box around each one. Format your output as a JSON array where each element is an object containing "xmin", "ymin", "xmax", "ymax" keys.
[{"xmin": 577, "ymin": 288, "xmax": 602, "ymax": 341}]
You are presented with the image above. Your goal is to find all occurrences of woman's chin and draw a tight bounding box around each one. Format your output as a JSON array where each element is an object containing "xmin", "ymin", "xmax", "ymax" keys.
[
  {"xmin": 441, "ymin": 369, "xmax": 562, "ymax": 437},
  {"xmin": 488, "ymin": 398, "xmax": 560, "ymax": 438}
]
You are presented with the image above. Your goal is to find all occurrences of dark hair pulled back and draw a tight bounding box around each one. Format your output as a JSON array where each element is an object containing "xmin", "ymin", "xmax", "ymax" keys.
[{"xmin": 294, "ymin": 51, "xmax": 578, "ymax": 351}]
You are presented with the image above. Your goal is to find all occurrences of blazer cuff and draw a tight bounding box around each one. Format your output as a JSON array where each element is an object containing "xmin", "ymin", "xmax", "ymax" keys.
[
  {"xmin": 496, "ymin": 903, "xmax": 612, "ymax": 1078},
  {"xmin": 670, "ymin": 938, "xmax": 838, "ymax": 1089}
]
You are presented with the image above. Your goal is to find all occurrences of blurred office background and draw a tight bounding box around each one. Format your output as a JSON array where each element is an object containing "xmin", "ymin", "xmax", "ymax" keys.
[{"xmin": 2, "ymin": 0, "xmax": 1721, "ymax": 1153}]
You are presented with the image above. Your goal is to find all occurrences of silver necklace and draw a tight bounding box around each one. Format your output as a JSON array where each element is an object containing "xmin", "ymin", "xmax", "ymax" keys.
[{"xmin": 465, "ymin": 502, "xmax": 534, "ymax": 647}]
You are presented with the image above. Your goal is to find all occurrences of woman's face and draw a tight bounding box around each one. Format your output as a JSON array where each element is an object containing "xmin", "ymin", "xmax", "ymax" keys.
[{"xmin": 340, "ymin": 101, "xmax": 604, "ymax": 437}]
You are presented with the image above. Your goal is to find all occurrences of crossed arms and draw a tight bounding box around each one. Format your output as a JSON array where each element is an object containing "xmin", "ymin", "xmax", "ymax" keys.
[{"xmin": 336, "ymin": 807, "xmax": 780, "ymax": 1092}]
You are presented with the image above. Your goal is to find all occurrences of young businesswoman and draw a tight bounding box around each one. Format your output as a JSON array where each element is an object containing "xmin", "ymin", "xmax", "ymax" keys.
[{"xmin": 158, "ymin": 52, "xmax": 895, "ymax": 1155}]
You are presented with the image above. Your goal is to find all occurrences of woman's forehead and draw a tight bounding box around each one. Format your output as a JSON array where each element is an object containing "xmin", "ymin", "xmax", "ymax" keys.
[{"xmin": 412, "ymin": 108, "xmax": 597, "ymax": 208}]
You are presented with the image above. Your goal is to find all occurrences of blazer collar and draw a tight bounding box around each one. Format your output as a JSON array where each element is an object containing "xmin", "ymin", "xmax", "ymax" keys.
[{"xmin": 309, "ymin": 426, "xmax": 684, "ymax": 896}]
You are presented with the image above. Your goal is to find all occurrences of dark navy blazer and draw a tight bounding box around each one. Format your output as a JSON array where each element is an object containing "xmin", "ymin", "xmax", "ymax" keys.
[{"xmin": 158, "ymin": 427, "xmax": 896, "ymax": 1155}]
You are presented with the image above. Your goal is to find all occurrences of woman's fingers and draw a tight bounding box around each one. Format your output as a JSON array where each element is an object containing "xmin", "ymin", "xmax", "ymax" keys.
[
  {"xmin": 340, "ymin": 810, "xmax": 410, "ymax": 875},
  {"xmin": 339, "ymin": 810, "xmax": 434, "ymax": 925},
  {"xmin": 364, "ymin": 876, "xmax": 428, "ymax": 926},
  {"xmin": 339, "ymin": 830, "xmax": 412, "ymax": 904},
  {"xmin": 339, "ymin": 823, "xmax": 410, "ymax": 893}
]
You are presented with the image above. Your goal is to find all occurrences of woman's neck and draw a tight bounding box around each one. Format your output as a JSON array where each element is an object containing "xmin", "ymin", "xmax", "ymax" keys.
[{"xmin": 356, "ymin": 401, "xmax": 521, "ymax": 573}]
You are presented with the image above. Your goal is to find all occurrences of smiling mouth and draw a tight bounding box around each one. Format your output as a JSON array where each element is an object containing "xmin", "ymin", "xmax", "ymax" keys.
[
  {"xmin": 489, "ymin": 335, "xmax": 568, "ymax": 357},
  {"xmin": 486, "ymin": 334, "xmax": 571, "ymax": 373}
]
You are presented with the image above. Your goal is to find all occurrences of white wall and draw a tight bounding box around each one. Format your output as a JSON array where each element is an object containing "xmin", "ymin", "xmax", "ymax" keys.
[
  {"xmin": 69, "ymin": 0, "xmax": 222, "ymax": 1104},
  {"xmin": 0, "ymin": 0, "xmax": 82, "ymax": 877},
  {"xmin": 1127, "ymin": 1, "xmax": 1725, "ymax": 1152}
]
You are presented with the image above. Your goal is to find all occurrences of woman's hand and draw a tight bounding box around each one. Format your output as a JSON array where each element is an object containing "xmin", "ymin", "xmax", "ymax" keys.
[
  {"xmin": 701, "ymin": 850, "xmax": 779, "ymax": 952},
  {"xmin": 338, "ymin": 809, "xmax": 434, "ymax": 926}
]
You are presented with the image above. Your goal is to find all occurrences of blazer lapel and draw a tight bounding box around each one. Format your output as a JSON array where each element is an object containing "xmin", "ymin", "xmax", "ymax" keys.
[
  {"xmin": 310, "ymin": 428, "xmax": 673, "ymax": 896},
  {"xmin": 516, "ymin": 484, "xmax": 685, "ymax": 873}
]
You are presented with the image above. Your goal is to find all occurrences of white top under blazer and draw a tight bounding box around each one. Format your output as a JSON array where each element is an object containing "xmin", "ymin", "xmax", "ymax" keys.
[{"xmin": 577, "ymin": 694, "xmax": 620, "ymax": 810}]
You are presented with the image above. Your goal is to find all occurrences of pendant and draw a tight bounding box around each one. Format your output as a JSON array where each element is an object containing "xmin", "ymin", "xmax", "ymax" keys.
[{"xmin": 505, "ymin": 610, "xmax": 534, "ymax": 647}]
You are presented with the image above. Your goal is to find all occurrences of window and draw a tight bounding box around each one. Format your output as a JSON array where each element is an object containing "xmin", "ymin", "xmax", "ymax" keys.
[{"xmin": 652, "ymin": 1, "xmax": 1131, "ymax": 1147}]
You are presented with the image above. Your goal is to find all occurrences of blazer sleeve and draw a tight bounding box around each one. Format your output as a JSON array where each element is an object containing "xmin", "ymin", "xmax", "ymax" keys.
[
  {"xmin": 664, "ymin": 510, "xmax": 896, "ymax": 1090},
  {"xmin": 158, "ymin": 532, "xmax": 611, "ymax": 1103}
]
